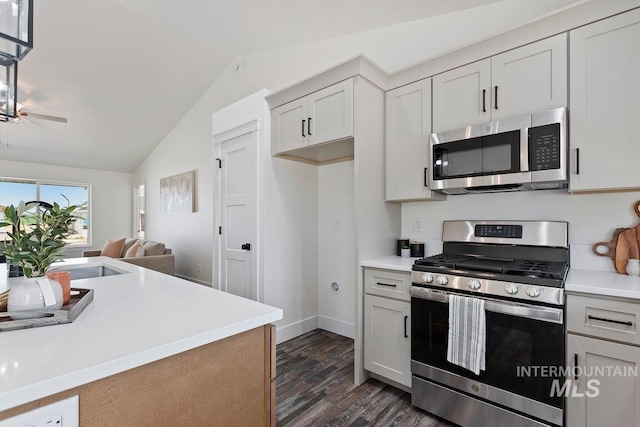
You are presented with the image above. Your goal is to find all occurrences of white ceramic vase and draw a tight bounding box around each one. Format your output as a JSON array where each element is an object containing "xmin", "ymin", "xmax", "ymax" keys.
[
  {"xmin": 7, "ymin": 276, "xmax": 63, "ymax": 319},
  {"xmin": 626, "ymin": 259, "xmax": 640, "ymax": 276}
]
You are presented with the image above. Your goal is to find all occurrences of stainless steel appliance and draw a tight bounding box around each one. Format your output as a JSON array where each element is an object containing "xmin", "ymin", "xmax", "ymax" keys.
[
  {"xmin": 410, "ymin": 220, "xmax": 569, "ymax": 427},
  {"xmin": 430, "ymin": 107, "xmax": 567, "ymax": 194}
]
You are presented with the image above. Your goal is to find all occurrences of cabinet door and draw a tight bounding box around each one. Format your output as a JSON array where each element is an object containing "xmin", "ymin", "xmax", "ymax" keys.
[
  {"xmin": 271, "ymin": 97, "xmax": 308, "ymax": 155},
  {"xmin": 569, "ymin": 9, "xmax": 640, "ymax": 192},
  {"xmin": 364, "ymin": 294, "xmax": 411, "ymax": 387},
  {"xmin": 385, "ymin": 79, "xmax": 445, "ymax": 202},
  {"xmin": 308, "ymin": 79, "xmax": 353, "ymax": 145},
  {"xmin": 432, "ymin": 59, "xmax": 491, "ymax": 132},
  {"xmin": 567, "ymin": 334, "xmax": 640, "ymax": 427},
  {"xmin": 491, "ymin": 34, "xmax": 567, "ymax": 120}
]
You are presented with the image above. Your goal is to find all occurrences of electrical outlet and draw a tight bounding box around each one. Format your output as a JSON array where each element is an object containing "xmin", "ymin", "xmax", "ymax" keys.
[
  {"xmin": 0, "ymin": 396, "xmax": 78, "ymax": 427},
  {"xmin": 197, "ymin": 264, "xmax": 202, "ymax": 273},
  {"xmin": 334, "ymin": 220, "xmax": 340, "ymax": 230},
  {"xmin": 42, "ymin": 415, "xmax": 62, "ymax": 426},
  {"xmin": 414, "ymin": 218, "xmax": 423, "ymax": 232}
]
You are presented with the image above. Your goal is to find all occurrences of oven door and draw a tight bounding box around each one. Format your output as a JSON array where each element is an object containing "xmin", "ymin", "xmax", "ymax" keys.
[{"xmin": 410, "ymin": 286, "xmax": 564, "ymax": 426}]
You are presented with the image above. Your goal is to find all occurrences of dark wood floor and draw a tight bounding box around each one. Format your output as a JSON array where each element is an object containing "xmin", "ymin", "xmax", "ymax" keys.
[{"xmin": 276, "ymin": 329, "xmax": 455, "ymax": 427}]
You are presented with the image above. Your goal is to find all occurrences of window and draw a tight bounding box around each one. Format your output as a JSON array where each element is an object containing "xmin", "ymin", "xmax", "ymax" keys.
[{"xmin": 0, "ymin": 178, "xmax": 90, "ymax": 246}]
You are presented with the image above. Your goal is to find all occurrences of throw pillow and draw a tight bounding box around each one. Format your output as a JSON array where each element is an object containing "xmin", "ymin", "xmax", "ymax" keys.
[
  {"xmin": 143, "ymin": 241, "xmax": 166, "ymax": 256},
  {"xmin": 124, "ymin": 241, "xmax": 145, "ymax": 258},
  {"xmin": 100, "ymin": 238, "xmax": 126, "ymax": 258},
  {"xmin": 121, "ymin": 238, "xmax": 139, "ymax": 257}
]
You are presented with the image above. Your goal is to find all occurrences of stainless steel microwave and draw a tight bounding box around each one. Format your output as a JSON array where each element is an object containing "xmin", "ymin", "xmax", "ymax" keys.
[{"xmin": 430, "ymin": 107, "xmax": 567, "ymax": 194}]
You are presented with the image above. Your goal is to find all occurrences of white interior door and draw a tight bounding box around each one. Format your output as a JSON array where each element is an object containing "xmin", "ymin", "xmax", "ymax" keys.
[{"xmin": 219, "ymin": 127, "xmax": 257, "ymax": 300}]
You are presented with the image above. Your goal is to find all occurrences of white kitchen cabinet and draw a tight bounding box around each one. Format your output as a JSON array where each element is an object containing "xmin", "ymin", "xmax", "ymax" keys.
[
  {"xmin": 271, "ymin": 79, "xmax": 353, "ymax": 156},
  {"xmin": 569, "ymin": 9, "xmax": 640, "ymax": 192},
  {"xmin": 432, "ymin": 34, "xmax": 567, "ymax": 132},
  {"xmin": 364, "ymin": 293, "xmax": 411, "ymax": 388},
  {"xmin": 385, "ymin": 78, "xmax": 445, "ymax": 202},
  {"xmin": 363, "ymin": 267, "xmax": 411, "ymax": 388},
  {"xmin": 566, "ymin": 293, "xmax": 640, "ymax": 427},
  {"xmin": 567, "ymin": 334, "xmax": 640, "ymax": 427},
  {"xmin": 432, "ymin": 59, "xmax": 491, "ymax": 132},
  {"xmin": 271, "ymin": 97, "xmax": 308, "ymax": 154}
]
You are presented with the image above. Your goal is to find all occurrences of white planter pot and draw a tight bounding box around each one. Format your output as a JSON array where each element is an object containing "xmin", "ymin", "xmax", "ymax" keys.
[{"xmin": 7, "ymin": 276, "xmax": 63, "ymax": 319}]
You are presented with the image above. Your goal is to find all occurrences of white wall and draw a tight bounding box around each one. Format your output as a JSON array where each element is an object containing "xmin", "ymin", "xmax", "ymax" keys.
[
  {"xmin": 318, "ymin": 161, "xmax": 355, "ymax": 338},
  {"xmin": 0, "ymin": 159, "xmax": 133, "ymax": 257},
  {"xmin": 263, "ymin": 157, "xmax": 319, "ymax": 342},
  {"xmin": 402, "ymin": 189, "xmax": 640, "ymax": 272},
  {"xmin": 132, "ymin": 0, "xmax": 606, "ymax": 338}
]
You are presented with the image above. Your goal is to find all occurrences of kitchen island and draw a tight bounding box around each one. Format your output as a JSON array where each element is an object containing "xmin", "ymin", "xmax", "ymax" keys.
[{"xmin": 0, "ymin": 257, "xmax": 283, "ymax": 425}]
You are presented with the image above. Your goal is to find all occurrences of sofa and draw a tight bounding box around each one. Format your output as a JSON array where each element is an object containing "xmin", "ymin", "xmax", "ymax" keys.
[{"xmin": 82, "ymin": 238, "xmax": 175, "ymax": 276}]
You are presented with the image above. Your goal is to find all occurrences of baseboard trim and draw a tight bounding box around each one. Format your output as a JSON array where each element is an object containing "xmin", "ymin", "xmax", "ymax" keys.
[
  {"xmin": 318, "ymin": 315, "xmax": 355, "ymax": 339},
  {"xmin": 175, "ymin": 274, "xmax": 212, "ymax": 287},
  {"xmin": 275, "ymin": 316, "xmax": 318, "ymax": 345}
]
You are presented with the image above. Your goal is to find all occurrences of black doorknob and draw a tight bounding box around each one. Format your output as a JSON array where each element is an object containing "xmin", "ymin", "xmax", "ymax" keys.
[{"xmin": 241, "ymin": 243, "xmax": 251, "ymax": 251}]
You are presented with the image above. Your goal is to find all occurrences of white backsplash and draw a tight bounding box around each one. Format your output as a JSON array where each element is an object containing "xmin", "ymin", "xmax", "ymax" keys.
[{"xmin": 401, "ymin": 188, "xmax": 640, "ymax": 273}]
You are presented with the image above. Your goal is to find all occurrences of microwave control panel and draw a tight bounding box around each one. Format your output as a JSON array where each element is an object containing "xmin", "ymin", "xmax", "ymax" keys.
[{"xmin": 529, "ymin": 123, "xmax": 560, "ymax": 171}]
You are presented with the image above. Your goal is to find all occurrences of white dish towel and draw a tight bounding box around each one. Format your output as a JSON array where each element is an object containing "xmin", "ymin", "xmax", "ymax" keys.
[{"xmin": 447, "ymin": 294, "xmax": 486, "ymax": 375}]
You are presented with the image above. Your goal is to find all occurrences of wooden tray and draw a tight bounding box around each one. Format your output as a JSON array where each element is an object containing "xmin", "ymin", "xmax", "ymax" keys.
[{"xmin": 0, "ymin": 288, "xmax": 94, "ymax": 332}]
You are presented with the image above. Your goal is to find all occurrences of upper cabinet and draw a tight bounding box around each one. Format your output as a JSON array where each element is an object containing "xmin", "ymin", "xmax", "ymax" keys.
[
  {"xmin": 569, "ymin": 9, "xmax": 640, "ymax": 192},
  {"xmin": 432, "ymin": 34, "xmax": 567, "ymax": 132},
  {"xmin": 272, "ymin": 79, "xmax": 354, "ymax": 158},
  {"xmin": 432, "ymin": 59, "xmax": 490, "ymax": 132},
  {"xmin": 385, "ymin": 78, "xmax": 445, "ymax": 202}
]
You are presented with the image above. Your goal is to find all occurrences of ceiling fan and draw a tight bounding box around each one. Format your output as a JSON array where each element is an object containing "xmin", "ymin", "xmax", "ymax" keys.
[{"xmin": 0, "ymin": 102, "xmax": 67, "ymax": 125}]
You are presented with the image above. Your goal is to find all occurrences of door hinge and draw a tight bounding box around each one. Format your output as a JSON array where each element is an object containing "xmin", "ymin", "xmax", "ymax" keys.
[
  {"xmin": 215, "ymin": 158, "xmax": 222, "ymax": 168},
  {"xmin": 218, "ymin": 226, "xmax": 222, "ymax": 235}
]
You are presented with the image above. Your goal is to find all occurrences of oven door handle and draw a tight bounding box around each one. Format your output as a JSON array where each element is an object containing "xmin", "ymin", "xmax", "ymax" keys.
[{"xmin": 410, "ymin": 287, "xmax": 563, "ymax": 324}]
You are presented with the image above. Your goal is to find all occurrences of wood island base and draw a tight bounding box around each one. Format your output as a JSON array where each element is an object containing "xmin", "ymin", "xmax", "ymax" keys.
[{"xmin": 0, "ymin": 325, "xmax": 276, "ymax": 426}]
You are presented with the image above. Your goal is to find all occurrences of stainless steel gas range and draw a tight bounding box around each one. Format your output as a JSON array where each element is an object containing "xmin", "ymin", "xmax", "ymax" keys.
[{"xmin": 410, "ymin": 220, "xmax": 569, "ymax": 427}]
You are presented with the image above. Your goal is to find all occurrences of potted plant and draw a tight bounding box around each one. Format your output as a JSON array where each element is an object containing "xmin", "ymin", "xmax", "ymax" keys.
[{"xmin": 0, "ymin": 201, "xmax": 78, "ymax": 316}]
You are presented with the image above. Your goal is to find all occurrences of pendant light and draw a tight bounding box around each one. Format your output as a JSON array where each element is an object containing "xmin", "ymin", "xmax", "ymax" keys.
[
  {"xmin": 0, "ymin": 0, "xmax": 32, "ymax": 60},
  {"xmin": 0, "ymin": 54, "xmax": 16, "ymax": 119}
]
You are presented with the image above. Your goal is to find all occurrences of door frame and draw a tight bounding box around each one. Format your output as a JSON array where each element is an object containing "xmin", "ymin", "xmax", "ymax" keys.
[{"xmin": 213, "ymin": 119, "xmax": 261, "ymax": 301}]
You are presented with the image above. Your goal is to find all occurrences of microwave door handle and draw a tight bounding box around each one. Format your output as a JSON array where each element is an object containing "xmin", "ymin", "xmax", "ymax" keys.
[{"xmin": 521, "ymin": 127, "xmax": 529, "ymax": 172}]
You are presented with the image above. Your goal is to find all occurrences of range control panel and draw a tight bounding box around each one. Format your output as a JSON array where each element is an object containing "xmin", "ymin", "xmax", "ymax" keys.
[{"xmin": 475, "ymin": 224, "xmax": 523, "ymax": 239}]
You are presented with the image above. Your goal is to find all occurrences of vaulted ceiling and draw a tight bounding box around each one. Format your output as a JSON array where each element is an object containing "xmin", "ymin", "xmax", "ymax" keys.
[{"xmin": 0, "ymin": 0, "xmax": 582, "ymax": 173}]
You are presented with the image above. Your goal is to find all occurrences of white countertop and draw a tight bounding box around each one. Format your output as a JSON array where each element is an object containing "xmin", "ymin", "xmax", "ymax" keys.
[
  {"xmin": 361, "ymin": 256, "xmax": 419, "ymax": 272},
  {"xmin": 0, "ymin": 257, "xmax": 283, "ymax": 412},
  {"xmin": 360, "ymin": 257, "xmax": 640, "ymax": 301},
  {"xmin": 566, "ymin": 268, "xmax": 640, "ymax": 300}
]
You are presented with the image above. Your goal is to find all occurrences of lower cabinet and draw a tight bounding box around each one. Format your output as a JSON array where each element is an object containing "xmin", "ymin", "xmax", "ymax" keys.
[
  {"xmin": 363, "ymin": 293, "xmax": 411, "ymax": 387},
  {"xmin": 566, "ymin": 293, "xmax": 640, "ymax": 427},
  {"xmin": 566, "ymin": 334, "xmax": 640, "ymax": 427}
]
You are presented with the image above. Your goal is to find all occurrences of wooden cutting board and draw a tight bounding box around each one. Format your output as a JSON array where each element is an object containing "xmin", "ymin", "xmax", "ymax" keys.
[{"xmin": 593, "ymin": 201, "xmax": 640, "ymax": 274}]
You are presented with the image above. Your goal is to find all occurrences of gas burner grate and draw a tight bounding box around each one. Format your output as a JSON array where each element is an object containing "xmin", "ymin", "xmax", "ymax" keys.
[{"xmin": 502, "ymin": 260, "xmax": 568, "ymax": 280}]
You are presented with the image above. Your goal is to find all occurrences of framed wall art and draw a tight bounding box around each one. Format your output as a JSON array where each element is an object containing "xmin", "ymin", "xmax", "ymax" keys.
[{"xmin": 160, "ymin": 170, "xmax": 195, "ymax": 214}]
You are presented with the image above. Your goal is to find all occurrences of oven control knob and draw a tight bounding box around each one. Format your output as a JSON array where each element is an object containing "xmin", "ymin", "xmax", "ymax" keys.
[
  {"xmin": 505, "ymin": 283, "xmax": 519, "ymax": 295},
  {"xmin": 422, "ymin": 273, "xmax": 434, "ymax": 284},
  {"xmin": 526, "ymin": 286, "xmax": 541, "ymax": 298},
  {"xmin": 468, "ymin": 279, "xmax": 481, "ymax": 290},
  {"xmin": 437, "ymin": 275, "xmax": 449, "ymax": 286}
]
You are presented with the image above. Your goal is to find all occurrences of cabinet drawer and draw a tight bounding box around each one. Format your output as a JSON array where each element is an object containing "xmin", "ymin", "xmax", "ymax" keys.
[
  {"xmin": 567, "ymin": 294, "xmax": 640, "ymax": 346},
  {"xmin": 364, "ymin": 268, "xmax": 411, "ymax": 301}
]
